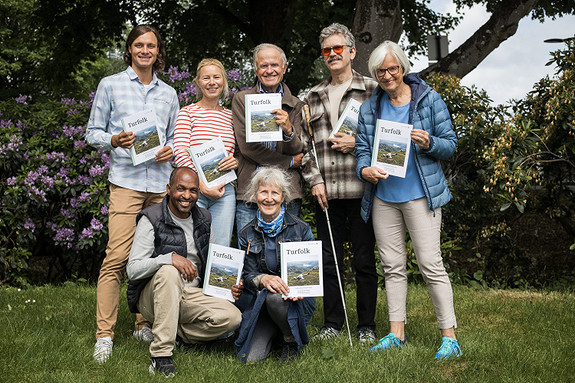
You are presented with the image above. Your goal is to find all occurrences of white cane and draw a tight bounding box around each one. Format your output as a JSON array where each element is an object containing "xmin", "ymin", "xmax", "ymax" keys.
[{"xmin": 303, "ymin": 105, "xmax": 353, "ymax": 348}]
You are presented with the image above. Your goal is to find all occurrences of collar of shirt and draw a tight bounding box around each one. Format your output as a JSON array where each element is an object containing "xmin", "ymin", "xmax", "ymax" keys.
[
  {"xmin": 258, "ymin": 82, "xmax": 284, "ymax": 96},
  {"xmin": 126, "ymin": 65, "xmax": 160, "ymax": 87}
]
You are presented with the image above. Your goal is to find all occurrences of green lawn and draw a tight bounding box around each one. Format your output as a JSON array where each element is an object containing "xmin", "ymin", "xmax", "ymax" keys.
[{"xmin": 1, "ymin": 283, "xmax": 573, "ymax": 382}]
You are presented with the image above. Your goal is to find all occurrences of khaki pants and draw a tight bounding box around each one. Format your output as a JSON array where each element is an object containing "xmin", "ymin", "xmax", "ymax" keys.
[
  {"xmin": 138, "ymin": 265, "xmax": 242, "ymax": 357},
  {"xmin": 96, "ymin": 184, "xmax": 165, "ymax": 339},
  {"xmin": 372, "ymin": 197, "xmax": 457, "ymax": 329}
]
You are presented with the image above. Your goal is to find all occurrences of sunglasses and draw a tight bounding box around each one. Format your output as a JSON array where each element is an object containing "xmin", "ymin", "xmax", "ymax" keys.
[{"xmin": 321, "ymin": 45, "xmax": 351, "ymax": 56}]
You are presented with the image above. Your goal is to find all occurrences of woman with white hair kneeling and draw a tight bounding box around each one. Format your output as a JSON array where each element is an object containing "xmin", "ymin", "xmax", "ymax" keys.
[{"xmin": 234, "ymin": 167, "xmax": 316, "ymax": 363}]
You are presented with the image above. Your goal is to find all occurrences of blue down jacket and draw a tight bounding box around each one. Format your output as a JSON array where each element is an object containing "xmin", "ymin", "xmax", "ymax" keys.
[{"xmin": 355, "ymin": 72, "xmax": 457, "ymax": 221}]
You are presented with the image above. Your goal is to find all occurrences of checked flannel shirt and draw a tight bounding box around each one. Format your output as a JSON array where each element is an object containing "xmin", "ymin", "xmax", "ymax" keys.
[{"xmin": 302, "ymin": 70, "xmax": 377, "ymax": 200}]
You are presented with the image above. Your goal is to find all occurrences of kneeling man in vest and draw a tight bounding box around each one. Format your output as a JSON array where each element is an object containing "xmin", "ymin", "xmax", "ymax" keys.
[{"xmin": 126, "ymin": 167, "xmax": 242, "ymax": 377}]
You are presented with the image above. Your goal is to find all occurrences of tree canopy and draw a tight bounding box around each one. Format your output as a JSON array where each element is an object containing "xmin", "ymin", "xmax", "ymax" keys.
[{"xmin": 2, "ymin": 0, "xmax": 574, "ymax": 99}]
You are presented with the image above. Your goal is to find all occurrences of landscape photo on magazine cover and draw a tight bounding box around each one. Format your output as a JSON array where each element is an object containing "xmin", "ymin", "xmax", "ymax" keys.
[
  {"xmin": 251, "ymin": 111, "xmax": 278, "ymax": 133},
  {"xmin": 287, "ymin": 260, "xmax": 320, "ymax": 287},
  {"xmin": 199, "ymin": 154, "xmax": 228, "ymax": 183},
  {"xmin": 133, "ymin": 126, "xmax": 160, "ymax": 155},
  {"xmin": 209, "ymin": 263, "xmax": 238, "ymax": 289},
  {"xmin": 377, "ymin": 139, "xmax": 407, "ymax": 166}
]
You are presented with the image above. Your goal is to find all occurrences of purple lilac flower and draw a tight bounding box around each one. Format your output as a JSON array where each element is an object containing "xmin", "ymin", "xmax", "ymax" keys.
[
  {"xmin": 74, "ymin": 140, "xmax": 86, "ymax": 150},
  {"xmin": 70, "ymin": 198, "xmax": 78, "ymax": 208},
  {"xmin": 24, "ymin": 218, "xmax": 36, "ymax": 232},
  {"xmin": 41, "ymin": 175, "xmax": 55, "ymax": 189},
  {"xmin": 67, "ymin": 109, "xmax": 79, "ymax": 118},
  {"xmin": 38, "ymin": 165, "xmax": 48, "ymax": 174},
  {"xmin": 79, "ymin": 158, "xmax": 88, "ymax": 165},
  {"xmin": 0, "ymin": 120, "xmax": 12, "ymax": 128},
  {"xmin": 46, "ymin": 152, "xmax": 68, "ymax": 162},
  {"xmin": 79, "ymin": 191, "xmax": 91, "ymax": 203},
  {"xmin": 61, "ymin": 98, "xmax": 77, "ymax": 106},
  {"xmin": 16, "ymin": 120, "xmax": 29, "ymax": 131},
  {"xmin": 56, "ymin": 167, "xmax": 69, "ymax": 179},
  {"xmin": 60, "ymin": 208, "xmax": 75, "ymax": 219},
  {"xmin": 89, "ymin": 165, "xmax": 105, "ymax": 177},
  {"xmin": 101, "ymin": 205, "xmax": 109, "ymax": 215},
  {"xmin": 15, "ymin": 94, "xmax": 28, "ymax": 104},
  {"xmin": 25, "ymin": 170, "xmax": 40, "ymax": 186},
  {"xmin": 77, "ymin": 175, "xmax": 92, "ymax": 185},
  {"xmin": 27, "ymin": 186, "xmax": 47, "ymax": 202},
  {"xmin": 80, "ymin": 227, "xmax": 94, "ymax": 240},
  {"xmin": 165, "ymin": 66, "xmax": 191, "ymax": 83},
  {"xmin": 90, "ymin": 218, "xmax": 103, "ymax": 231},
  {"xmin": 228, "ymin": 70, "xmax": 241, "ymax": 82},
  {"xmin": 6, "ymin": 177, "xmax": 17, "ymax": 186},
  {"xmin": 55, "ymin": 227, "xmax": 75, "ymax": 242},
  {"xmin": 5, "ymin": 135, "xmax": 23, "ymax": 151}
]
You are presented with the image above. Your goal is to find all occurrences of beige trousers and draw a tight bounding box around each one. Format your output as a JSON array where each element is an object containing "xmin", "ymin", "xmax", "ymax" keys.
[
  {"xmin": 138, "ymin": 265, "xmax": 242, "ymax": 357},
  {"xmin": 372, "ymin": 197, "xmax": 457, "ymax": 329},
  {"xmin": 96, "ymin": 184, "xmax": 165, "ymax": 339}
]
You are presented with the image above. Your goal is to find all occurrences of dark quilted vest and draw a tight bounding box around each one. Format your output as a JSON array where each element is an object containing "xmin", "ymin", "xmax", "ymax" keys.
[{"xmin": 126, "ymin": 195, "xmax": 212, "ymax": 313}]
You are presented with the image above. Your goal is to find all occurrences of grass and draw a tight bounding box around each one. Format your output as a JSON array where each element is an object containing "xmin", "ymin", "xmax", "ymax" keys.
[{"xmin": 1, "ymin": 283, "xmax": 574, "ymax": 382}]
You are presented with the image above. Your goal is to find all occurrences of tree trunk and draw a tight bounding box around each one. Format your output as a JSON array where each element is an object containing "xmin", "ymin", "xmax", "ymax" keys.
[
  {"xmin": 420, "ymin": 0, "xmax": 539, "ymax": 79},
  {"xmin": 352, "ymin": 0, "xmax": 403, "ymax": 77}
]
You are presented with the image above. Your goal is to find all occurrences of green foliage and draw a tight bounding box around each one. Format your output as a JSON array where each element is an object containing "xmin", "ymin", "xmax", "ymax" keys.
[
  {"xmin": 0, "ymin": 0, "xmax": 127, "ymax": 99},
  {"xmin": 424, "ymin": 74, "xmax": 542, "ymax": 287},
  {"xmin": 0, "ymin": 95, "xmax": 110, "ymax": 285}
]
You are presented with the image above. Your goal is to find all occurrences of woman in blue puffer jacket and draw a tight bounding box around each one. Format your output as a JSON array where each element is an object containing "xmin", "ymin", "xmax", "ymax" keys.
[{"xmin": 355, "ymin": 40, "xmax": 461, "ymax": 360}]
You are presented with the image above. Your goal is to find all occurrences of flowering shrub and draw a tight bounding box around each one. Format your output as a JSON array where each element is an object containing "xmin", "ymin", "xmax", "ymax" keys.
[
  {"xmin": 0, "ymin": 95, "xmax": 110, "ymax": 286},
  {"xmin": 1, "ymin": 66, "xmax": 252, "ymax": 286},
  {"xmin": 159, "ymin": 66, "xmax": 252, "ymax": 107}
]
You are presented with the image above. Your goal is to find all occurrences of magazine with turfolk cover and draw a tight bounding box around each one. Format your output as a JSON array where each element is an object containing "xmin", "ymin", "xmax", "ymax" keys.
[
  {"xmin": 202, "ymin": 243, "xmax": 245, "ymax": 302},
  {"xmin": 121, "ymin": 109, "xmax": 164, "ymax": 166},
  {"xmin": 244, "ymin": 93, "xmax": 282, "ymax": 142},
  {"xmin": 280, "ymin": 240, "xmax": 323, "ymax": 298},
  {"xmin": 329, "ymin": 98, "xmax": 362, "ymax": 138},
  {"xmin": 189, "ymin": 137, "xmax": 237, "ymax": 188},
  {"xmin": 370, "ymin": 119, "xmax": 413, "ymax": 178}
]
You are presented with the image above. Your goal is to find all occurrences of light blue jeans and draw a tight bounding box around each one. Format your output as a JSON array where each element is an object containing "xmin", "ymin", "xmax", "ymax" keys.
[
  {"xmin": 235, "ymin": 199, "xmax": 302, "ymax": 239},
  {"xmin": 197, "ymin": 183, "xmax": 236, "ymax": 247}
]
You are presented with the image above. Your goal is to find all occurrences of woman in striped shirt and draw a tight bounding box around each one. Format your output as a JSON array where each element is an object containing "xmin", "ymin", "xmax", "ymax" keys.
[{"xmin": 174, "ymin": 58, "xmax": 238, "ymax": 246}]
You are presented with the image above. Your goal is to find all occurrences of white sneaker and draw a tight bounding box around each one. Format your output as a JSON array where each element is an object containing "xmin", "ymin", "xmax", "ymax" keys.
[
  {"xmin": 133, "ymin": 325, "xmax": 154, "ymax": 343},
  {"xmin": 93, "ymin": 336, "xmax": 113, "ymax": 363}
]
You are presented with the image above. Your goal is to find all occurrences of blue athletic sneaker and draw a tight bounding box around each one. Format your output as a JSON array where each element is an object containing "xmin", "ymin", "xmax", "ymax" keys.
[
  {"xmin": 434, "ymin": 336, "xmax": 462, "ymax": 360},
  {"xmin": 369, "ymin": 332, "xmax": 406, "ymax": 352}
]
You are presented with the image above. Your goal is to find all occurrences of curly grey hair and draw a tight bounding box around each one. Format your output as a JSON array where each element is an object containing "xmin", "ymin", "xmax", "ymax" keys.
[
  {"xmin": 319, "ymin": 23, "xmax": 355, "ymax": 47},
  {"xmin": 243, "ymin": 167, "xmax": 292, "ymax": 204}
]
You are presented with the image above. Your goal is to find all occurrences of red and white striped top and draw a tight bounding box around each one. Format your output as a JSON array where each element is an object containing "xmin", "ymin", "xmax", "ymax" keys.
[{"xmin": 173, "ymin": 103, "xmax": 235, "ymax": 169}]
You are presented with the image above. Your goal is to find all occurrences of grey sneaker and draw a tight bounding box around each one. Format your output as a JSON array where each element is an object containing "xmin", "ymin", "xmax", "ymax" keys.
[
  {"xmin": 313, "ymin": 325, "xmax": 341, "ymax": 340},
  {"xmin": 357, "ymin": 328, "xmax": 376, "ymax": 344},
  {"xmin": 93, "ymin": 336, "xmax": 113, "ymax": 363},
  {"xmin": 133, "ymin": 325, "xmax": 154, "ymax": 343},
  {"xmin": 149, "ymin": 356, "xmax": 176, "ymax": 377}
]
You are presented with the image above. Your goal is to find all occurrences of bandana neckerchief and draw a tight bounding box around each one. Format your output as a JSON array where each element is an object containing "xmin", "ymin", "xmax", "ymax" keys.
[{"xmin": 257, "ymin": 204, "xmax": 285, "ymax": 237}]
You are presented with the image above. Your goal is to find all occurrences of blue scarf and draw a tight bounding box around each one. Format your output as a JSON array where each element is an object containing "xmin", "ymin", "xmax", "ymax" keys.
[{"xmin": 257, "ymin": 204, "xmax": 285, "ymax": 237}]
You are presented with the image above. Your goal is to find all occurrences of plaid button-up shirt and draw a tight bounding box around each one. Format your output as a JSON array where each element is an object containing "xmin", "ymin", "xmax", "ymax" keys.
[
  {"xmin": 302, "ymin": 70, "xmax": 377, "ymax": 200},
  {"xmin": 86, "ymin": 67, "xmax": 179, "ymax": 193}
]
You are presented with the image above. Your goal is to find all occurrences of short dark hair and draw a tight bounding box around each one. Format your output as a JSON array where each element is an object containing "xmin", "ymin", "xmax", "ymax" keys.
[
  {"xmin": 169, "ymin": 167, "xmax": 197, "ymax": 186},
  {"xmin": 124, "ymin": 25, "xmax": 166, "ymax": 72}
]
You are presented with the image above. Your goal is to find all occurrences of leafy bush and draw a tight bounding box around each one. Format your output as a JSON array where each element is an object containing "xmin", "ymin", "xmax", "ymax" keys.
[
  {"xmin": 0, "ymin": 67, "xmax": 252, "ymax": 286},
  {"xmin": 425, "ymin": 73, "xmax": 542, "ymax": 287},
  {"xmin": 0, "ymin": 95, "xmax": 110, "ymax": 286}
]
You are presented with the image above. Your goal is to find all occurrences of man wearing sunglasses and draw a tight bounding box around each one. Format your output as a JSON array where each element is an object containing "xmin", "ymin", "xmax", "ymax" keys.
[{"xmin": 302, "ymin": 23, "xmax": 378, "ymax": 344}]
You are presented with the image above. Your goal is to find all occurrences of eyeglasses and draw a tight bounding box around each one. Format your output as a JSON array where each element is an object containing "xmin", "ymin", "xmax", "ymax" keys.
[
  {"xmin": 376, "ymin": 66, "xmax": 400, "ymax": 77},
  {"xmin": 321, "ymin": 45, "xmax": 351, "ymax": 56}
]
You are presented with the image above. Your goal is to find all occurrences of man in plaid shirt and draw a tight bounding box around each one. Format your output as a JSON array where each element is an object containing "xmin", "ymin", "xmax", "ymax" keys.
[{"xmin": 302, "ymin": 23, "xmax": 378, "ymax": 344}]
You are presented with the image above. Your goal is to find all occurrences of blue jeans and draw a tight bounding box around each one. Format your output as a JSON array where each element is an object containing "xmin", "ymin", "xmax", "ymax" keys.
[
  {"xmin": 235, "ymin": 199, "xmax": 302, "ymax": 239},
  {"xmin": 196, "ymin": 183, "xmax": 236, "ymax": 246}
]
